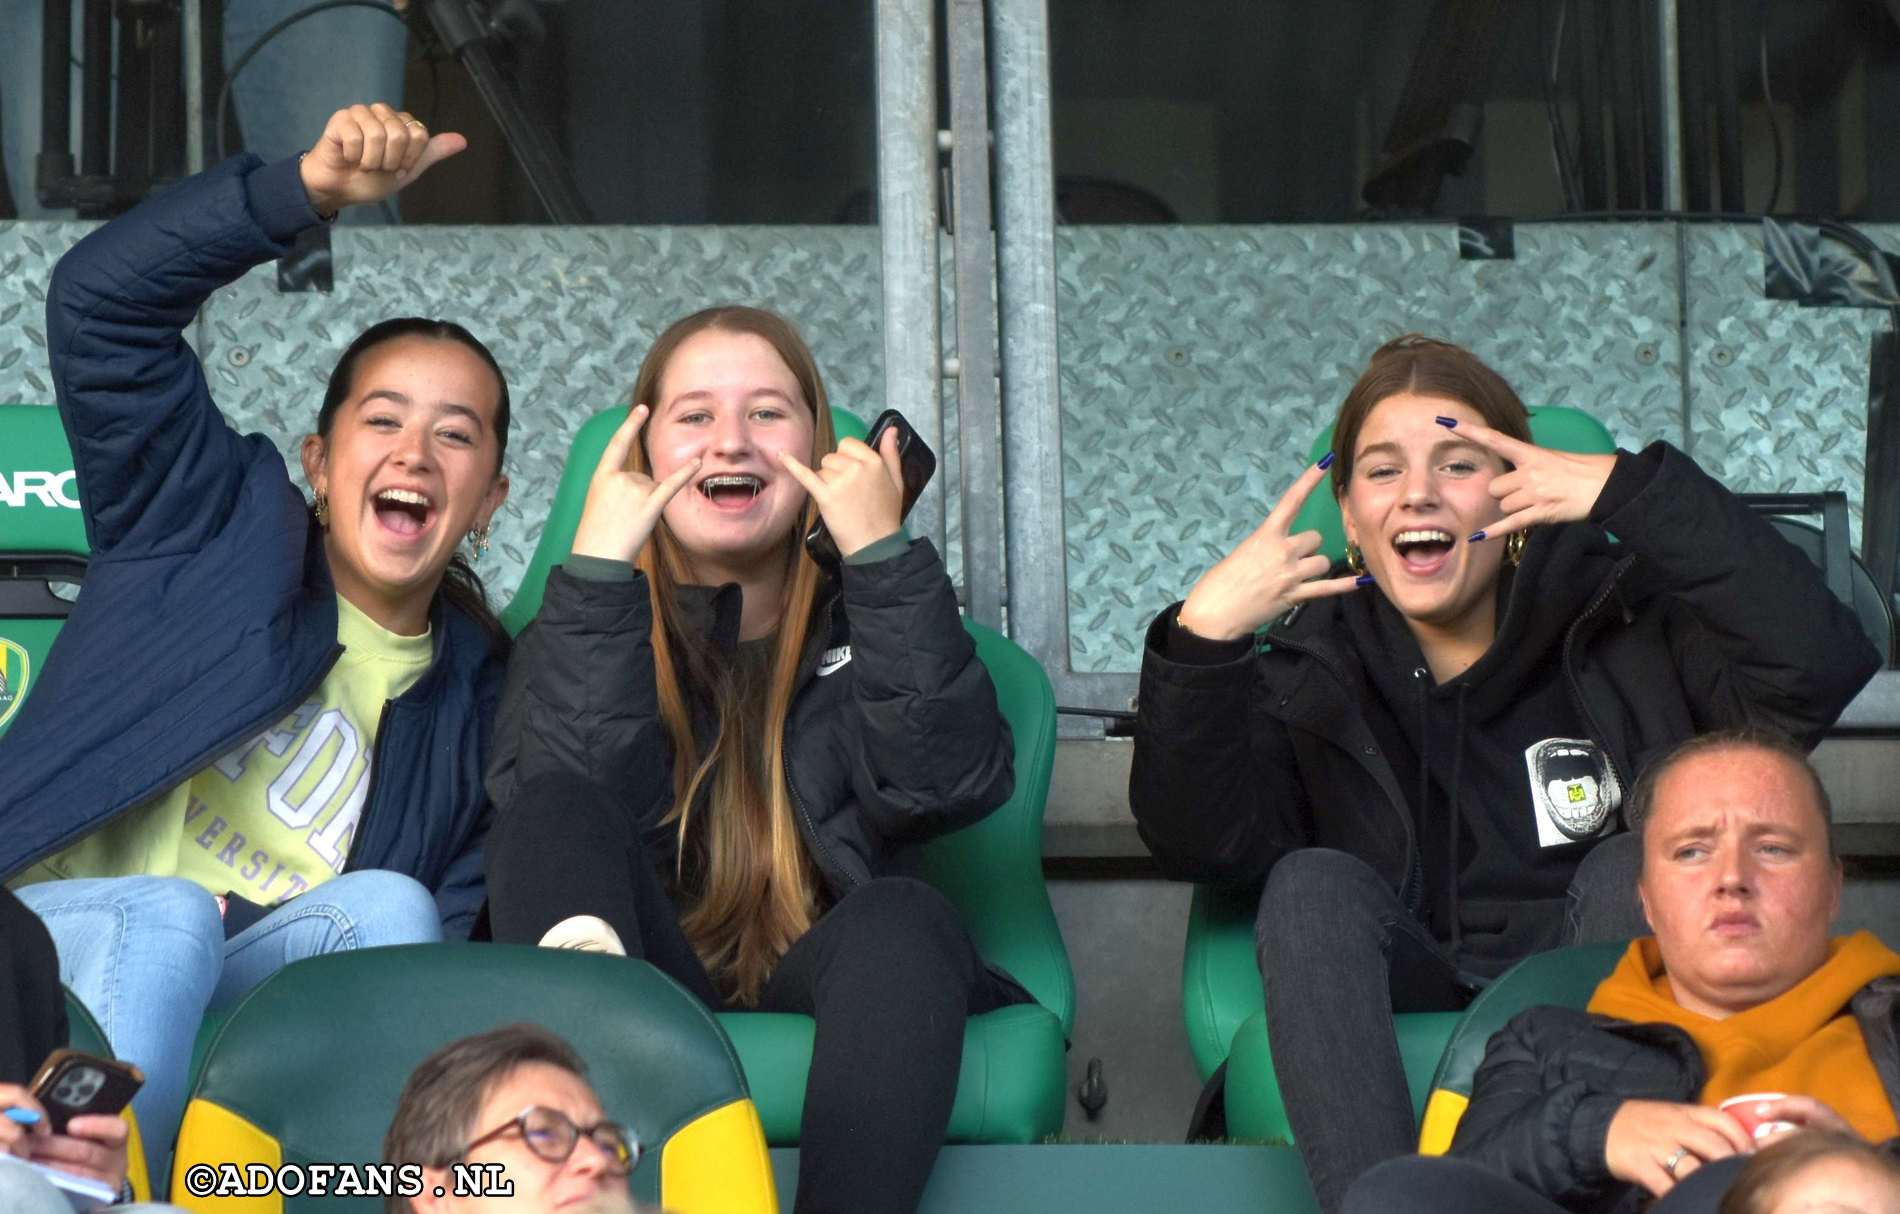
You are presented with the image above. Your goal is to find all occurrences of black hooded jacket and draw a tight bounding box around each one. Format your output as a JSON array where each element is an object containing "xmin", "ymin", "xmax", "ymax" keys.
[
  {"xmin": 1, "ymin": 887, "xmax": 63, "ymax": 1086},
  {"xmin": 1130, "ymin": 443, "xmax": 1880, "ymax": 970},
  {"xmin": 1449, "ymin": 978, "xmax": 1900, "ymax": 1213},
  {"xmin": 485, "ymin": 538, "xmax": 1014, "ymax": 898}
]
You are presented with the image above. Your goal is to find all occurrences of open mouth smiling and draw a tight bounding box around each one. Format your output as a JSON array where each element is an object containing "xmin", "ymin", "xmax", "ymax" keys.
[
  {"xmin": 1391, "ymin": 528, "xmax": 1456, "ymax": 574},
  {"xmin": 372, "ymin": 487, "xmax": 436, "ymax": 537}
]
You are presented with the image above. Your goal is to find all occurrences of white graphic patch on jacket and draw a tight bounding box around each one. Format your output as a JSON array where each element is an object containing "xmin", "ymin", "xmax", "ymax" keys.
[
  {"xmin": 1523, "ymin": 737, "xmax": 1621, "ymax": 847},
  {"xmin": 817, "ymin": 645, "xmax": 853, "ymax": 677}
]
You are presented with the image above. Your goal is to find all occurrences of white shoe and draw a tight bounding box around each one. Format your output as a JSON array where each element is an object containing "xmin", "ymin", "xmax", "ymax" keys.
[{"xmin": 537, "ymin": 915, "xmax": 627, "ymax": 956}]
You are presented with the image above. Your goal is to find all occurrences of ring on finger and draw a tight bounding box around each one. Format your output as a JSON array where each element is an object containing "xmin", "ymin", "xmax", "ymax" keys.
[
  {"xmin": 404, "ymin": 118, "xmax": 425, "ymax": 129},
  {"xmin": 1663, "ymin": 1146, "xmax": 1689, "ymax": 1177}
]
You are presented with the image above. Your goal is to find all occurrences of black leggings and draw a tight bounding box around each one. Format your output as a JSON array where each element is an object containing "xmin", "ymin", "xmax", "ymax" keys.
[{"xmin": 486, "ymin": 771, "xmax": 1022, "ymax": 1214}]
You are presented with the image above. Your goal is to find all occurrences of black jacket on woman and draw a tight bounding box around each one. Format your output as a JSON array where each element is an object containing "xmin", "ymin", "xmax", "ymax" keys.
[
  {"xmin": 485, "ymin": 539, "xmax": 1013, "ymax": 897},
  {"xmin": 1, "ymin": 887, "xmax": 63, "ymax": 1086},
  {"xmin": 1448, "ymin": 979, "xmax": 1900, "ymax": 1213},
  {"xmin": 1130, "ymin": 443, "xmax": 1880, "ymax": 967}
]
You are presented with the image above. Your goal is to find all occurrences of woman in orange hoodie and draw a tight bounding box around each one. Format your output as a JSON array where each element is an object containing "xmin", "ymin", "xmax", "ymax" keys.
[{"xmin": 1343, "ymin": 728, "xmax": 1900, "ymax": 1214}]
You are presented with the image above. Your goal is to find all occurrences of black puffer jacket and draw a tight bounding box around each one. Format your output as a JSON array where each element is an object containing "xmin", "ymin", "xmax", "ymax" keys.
[
  {"xmin": 1131, "ymin": 444, "xmax": 1880, "ymax": 924},
  {"xmin": 1449, "ymin": 978, "xmax": 1900, "ymax": 1213},
  {"xmin": 485, "ymin": 539, "xmax": 1013, "ymax": 896},
  {"xmin": 1, "ymin": 887, "xmax": 63, "ymax": 1086}
]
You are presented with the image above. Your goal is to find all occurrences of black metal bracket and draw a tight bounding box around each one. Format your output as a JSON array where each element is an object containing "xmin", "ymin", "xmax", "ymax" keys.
[{"xmin": 417, "ymin": 0, "xmax": 593, "ymax": 223}]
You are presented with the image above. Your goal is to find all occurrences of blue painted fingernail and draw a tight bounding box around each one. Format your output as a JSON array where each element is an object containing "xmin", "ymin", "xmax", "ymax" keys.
[
  {"xmin": 1468, "ymin": 530, "xmax": 1487, "ymax": 543},
  {"xmin": 4, "ymin": 1108, "xmax": 40, "ymax": 1126},
  {"xmin": 1354, "ymin": 574, "xmax": 1375, "ymax": 587},
  {"xmin": 1435, "ymin": 416, "xmax": 1458, "ymax": 428},
  {"xmin": 1316, "ymin": 451, "xmax": 1335, "ymax": 470}
]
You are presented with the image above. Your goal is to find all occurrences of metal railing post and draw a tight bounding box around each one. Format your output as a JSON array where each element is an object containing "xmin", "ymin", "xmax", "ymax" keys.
[
  {"xmin": 990, "ymin": 0, "xmax": 1141, "ymax": 724},
  {"xmin": 1658, "ymin": 0, "xmax": 1685, "ymax": 210},
  {"xmin": 946, "ymin": 0, "xmax": 1004, "ymax": 628},
  {"xmin": 874, "ymin": 0, "xmax": 946, "ymax": 551}
]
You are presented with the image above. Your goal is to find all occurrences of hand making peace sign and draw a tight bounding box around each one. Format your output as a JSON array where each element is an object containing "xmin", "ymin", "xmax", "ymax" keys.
[{"xmin": 1442, "ymin": 417, "xmax": 1618, "ymax": 543}]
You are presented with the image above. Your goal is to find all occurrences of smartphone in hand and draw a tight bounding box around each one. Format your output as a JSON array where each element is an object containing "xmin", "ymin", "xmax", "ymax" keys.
[
  {"xmin": 30, "ymin": 1050, "xmax": 143, "ymax": 1135},
  {"xmin": 803, "ymin": 409, "xmax": 938, "ymax": 568}
]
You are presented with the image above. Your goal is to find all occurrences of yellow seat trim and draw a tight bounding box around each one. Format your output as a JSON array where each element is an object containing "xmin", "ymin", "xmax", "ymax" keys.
[
  {"xmin": 1417, "ymin": 1089, "xmax": 1470, "ymax": 1156},
  {"xmin": 660, "ymin": 1098, "xmax": 779, "ymax": 1214},
  {"xmin": 172, "ymin": 1099, "xmax": 284, "ymax": 1213},
  {"xmin": 122, "ymin": 1109, "xmax": 149, "ymax": 1202}
]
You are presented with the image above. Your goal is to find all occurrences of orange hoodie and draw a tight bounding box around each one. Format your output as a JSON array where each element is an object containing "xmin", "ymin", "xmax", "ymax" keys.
[{"xmin": 1587, "ymin": 930, "xmax": 1900, "ymax": 1142}]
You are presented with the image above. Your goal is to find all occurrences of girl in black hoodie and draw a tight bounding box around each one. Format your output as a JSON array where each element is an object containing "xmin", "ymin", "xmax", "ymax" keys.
[{"xmin": 1130, "ymin": 335, "xmax": 1880, "ymax": 1213}]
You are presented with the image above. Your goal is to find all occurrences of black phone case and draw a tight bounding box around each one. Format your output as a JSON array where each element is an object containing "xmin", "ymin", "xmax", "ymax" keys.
[
  {"xmin": 804, "ymin": 409, "xmax": 937, "ymax": 568},
  {"xmin": 32, "ymin": 1052, "xmax": 144, "ymax": 1134}
]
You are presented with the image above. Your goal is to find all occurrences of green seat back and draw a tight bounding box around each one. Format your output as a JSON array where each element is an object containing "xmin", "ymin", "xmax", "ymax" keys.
[
  {"xmin": 1286, "ymin": 406, "xmax": 1618, "ymax": 560},
  {"xmin": 173, "ymin": 944, "xmax": 775, "ymax": 1212},
  {"xmin": 501, "ymin": 406, "xmax": 1072, "ymax": 1145},
  {"xmin": 1184, "ymin": 887, "xmax": 1459, "ymax": 1142},
  {"xmin": 0, "ymin": 404, "xmax": 89, "ymax": 740},
  {"xmin": 62, "ymin": 988, "xmax": 112, "ymax": 1059},
  {"xmin": 1225, "ymin": 1008, "xmax": 1462, "ymax": 1143},
  {"xmin": 1181, "ymin": 883, "xmax": 1267, "ymax": 1082},
  {"xmin": 920, "ymin": 619, "xmax": 1072, "ymax": 1031},
  {"xmin": 1417, "ymin": 941, "xmax": 1627, "ymax": 1153}
]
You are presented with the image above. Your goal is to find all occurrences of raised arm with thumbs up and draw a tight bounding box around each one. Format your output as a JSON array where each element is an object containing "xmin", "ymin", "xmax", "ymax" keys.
[{"xmin": 298, "ymin": 102, "xmax": 467, "ymax": 217}]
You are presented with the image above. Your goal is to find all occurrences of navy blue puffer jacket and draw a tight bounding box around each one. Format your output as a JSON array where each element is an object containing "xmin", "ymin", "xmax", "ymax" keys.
[{"xmin": 0, "ymin": 154, "xmax": 500, "ymax": 936}]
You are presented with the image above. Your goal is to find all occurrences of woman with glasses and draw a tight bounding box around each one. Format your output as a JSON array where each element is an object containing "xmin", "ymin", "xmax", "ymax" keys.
[{"xmin": 384, "ymin": 1024, "xmax": 649, "ymax": 1214}]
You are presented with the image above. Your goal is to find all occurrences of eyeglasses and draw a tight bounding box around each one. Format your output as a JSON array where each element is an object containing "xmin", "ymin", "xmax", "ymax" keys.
[{"xmin": 460, "ymin": 1105, "xmax": 640, "ymax": 1176}]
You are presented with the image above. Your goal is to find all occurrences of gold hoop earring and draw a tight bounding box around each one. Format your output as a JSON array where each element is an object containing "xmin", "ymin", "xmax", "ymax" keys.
[
  {"xmin": 468, "ymin": 522, "xmax": 492, "ymax": 561},
  {"xmin": 1506, "ymin": 530, "xmax": 1528, "ymax": 566},
  {"xmin": 1344, "ymin": 542, "xmax": 1365, "ymax": 575},
  {"xmin": 313, "ymin": 493, "xmax": 329, "ymax": 529}
]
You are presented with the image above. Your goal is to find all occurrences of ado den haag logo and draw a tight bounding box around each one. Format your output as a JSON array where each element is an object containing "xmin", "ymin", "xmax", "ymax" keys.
[{"xmin": 0, "ymin": 638, "xmax": 28, "ymax": 733}]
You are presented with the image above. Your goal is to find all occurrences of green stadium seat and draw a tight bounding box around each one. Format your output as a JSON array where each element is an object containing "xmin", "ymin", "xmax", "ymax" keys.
[
  {"xmin": 1183, "ymin": 406, "xmax": 1619, "ymax": 1140},
  {"xmin": 1416, "ymin": 941, "xmax": 1626, "ymax": 1153},
  {"xmin": 172, "ymin": 944, "xmax": 777, "ymax": 1212},
  {"xmin": 500, "ymin": 406, "xmax": 1073, "ymax": 1145},
  {"xmin": 0, "ymin": 405, "xmax": 89, "ymax": 742}
]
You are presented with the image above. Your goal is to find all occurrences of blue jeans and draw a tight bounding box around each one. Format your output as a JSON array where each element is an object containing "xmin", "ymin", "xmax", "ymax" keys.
[{"xmin": 15, "ymin": 871, "xmax": 440, "ymax": 1165}]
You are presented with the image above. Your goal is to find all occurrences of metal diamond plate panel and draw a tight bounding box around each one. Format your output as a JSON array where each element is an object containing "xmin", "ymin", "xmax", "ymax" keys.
[
  {"xmin": 1681, "ymin": 224, "xmax": 1900, "ymax": 540},
  {"xmin": 1054, "ymin": 224, "xmax": 1685, "ymax": 672},
  {"xmin": 0, "ymin": 223, "xmax": 922, "ymax": 608},
  {"xmin": 0, "ymin": 223, "xmax": 94, "ymax": 399},
  {"xmin": 8, "ymin": 218, "xmax": 1888, "ymax": 675}
]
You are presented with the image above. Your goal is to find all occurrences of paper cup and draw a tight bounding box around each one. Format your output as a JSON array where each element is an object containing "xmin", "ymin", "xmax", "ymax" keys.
[{"xmin": 1720, "ymin": 1093, "xmax": 1799, "ymax": 1141}]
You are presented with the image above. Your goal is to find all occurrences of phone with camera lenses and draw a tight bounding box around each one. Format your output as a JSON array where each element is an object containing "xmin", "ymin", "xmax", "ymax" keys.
[
  {"xmin": 29, "ymin": 1049, "xmax": 144, "ymax": 1134},
  {"xmin": 804, "ymin": 409, "xmax": 937, "ymax": 568}
]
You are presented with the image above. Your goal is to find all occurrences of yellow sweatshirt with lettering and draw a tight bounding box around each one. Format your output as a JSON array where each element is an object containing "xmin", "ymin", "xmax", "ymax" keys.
[{"xmin": 13, "ymin": 597, "xmax": 431, "ymax": 906}]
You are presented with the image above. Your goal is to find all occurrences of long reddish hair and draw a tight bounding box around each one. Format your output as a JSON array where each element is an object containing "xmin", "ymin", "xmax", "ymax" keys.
[{"xmin": 624, "ymin": 306, "xmax": 839, "ymax": 1005}]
